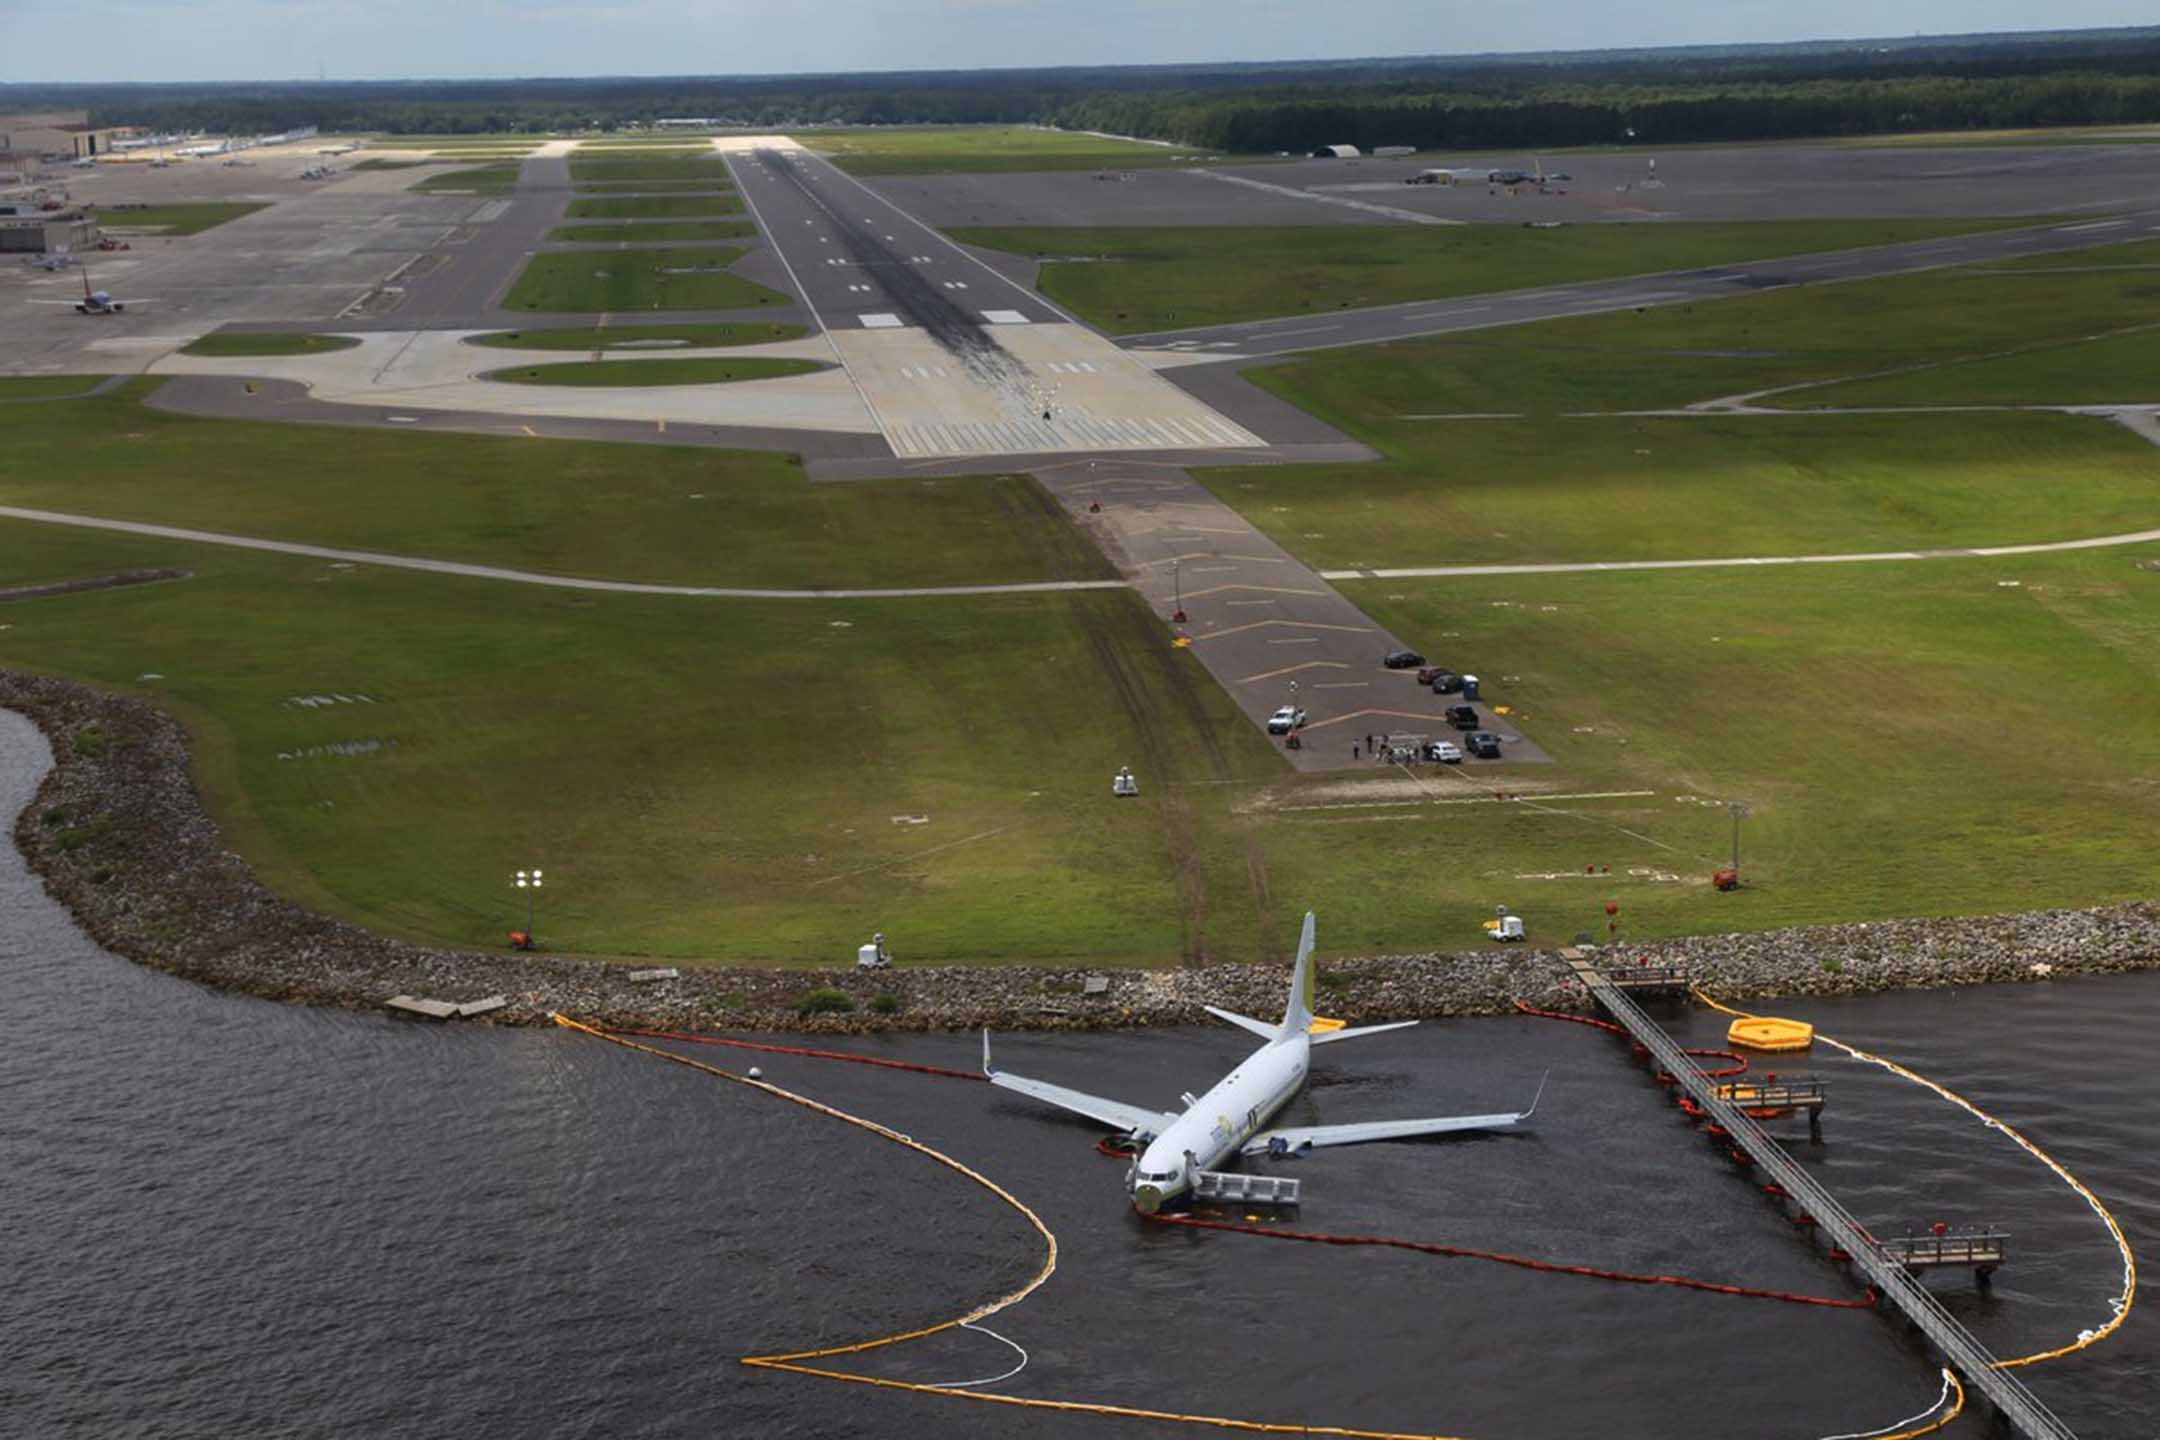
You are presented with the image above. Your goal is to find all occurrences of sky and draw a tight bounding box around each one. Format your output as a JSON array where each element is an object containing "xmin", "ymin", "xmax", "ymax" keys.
[{"xmin": 7, "ymin": 1, "xmax": 2160, "ymax": 85}]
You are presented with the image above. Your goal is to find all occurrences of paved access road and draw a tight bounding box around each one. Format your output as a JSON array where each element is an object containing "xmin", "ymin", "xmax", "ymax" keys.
[
  {"xmin": 1124, "ymin": 209, "xmax": 2160, "ymax": 360},
  {"xmin": 1033, "ymin": 463, "xmax": 1547, "ymax": 773}
]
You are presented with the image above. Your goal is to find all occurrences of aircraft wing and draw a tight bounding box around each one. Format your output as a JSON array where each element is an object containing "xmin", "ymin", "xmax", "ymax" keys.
[
  {"xmin": 1241, "ymin": 1075, "xmax": 1547, "ymax": 1155},
  {"xmin": 983, "ymin": 1030, "xmax": 1176, "ymax": 1140}
]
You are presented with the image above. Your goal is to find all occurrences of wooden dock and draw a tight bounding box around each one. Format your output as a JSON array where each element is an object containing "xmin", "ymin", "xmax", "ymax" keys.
[
  {"xmin": 1881, "ymin": 1229, "xmax": 2010, "ymax": 1287},
  {"xmin": 1714, "ymin": 1077, "xmax": 1829, "ymax": 1142},
  {"xmin": 1560, "ymin": 955, "xmax": 2076, "ymax": 1440}
]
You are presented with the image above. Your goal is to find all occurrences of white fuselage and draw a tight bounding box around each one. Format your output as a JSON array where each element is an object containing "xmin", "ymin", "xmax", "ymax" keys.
[{"xmin": 1130, "ymin": 1030, "xmax": 1308, "ymax": 1212}]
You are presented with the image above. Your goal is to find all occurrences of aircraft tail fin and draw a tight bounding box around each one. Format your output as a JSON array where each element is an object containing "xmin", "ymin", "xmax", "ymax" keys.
[{"xmin": 1279, "ymin": 911, "xmax": 1318, "ymax": 1038}]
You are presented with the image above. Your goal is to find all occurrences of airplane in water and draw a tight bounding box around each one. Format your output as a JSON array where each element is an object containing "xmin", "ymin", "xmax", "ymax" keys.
[{"xmin": 984, "ymin": 912, "xmax": 1542, "ymax": 1212}]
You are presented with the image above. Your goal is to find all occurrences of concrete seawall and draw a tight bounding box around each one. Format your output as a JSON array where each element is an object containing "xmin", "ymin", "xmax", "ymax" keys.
[{"xmin": 10, "ymin": 669, "xmax": 2159, "ymax": 1033}]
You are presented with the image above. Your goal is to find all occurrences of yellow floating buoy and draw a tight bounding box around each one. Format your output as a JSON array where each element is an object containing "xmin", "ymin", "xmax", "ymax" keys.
[{"xmin": 1727, "ymin": 1015, "xmax": 1814, "ymax": 1052}]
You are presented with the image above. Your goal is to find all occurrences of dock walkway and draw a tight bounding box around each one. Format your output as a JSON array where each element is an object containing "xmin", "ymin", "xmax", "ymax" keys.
[{"xmin": 1563, "ymin": 956, "xmax": 2076, "ymax": 1440}]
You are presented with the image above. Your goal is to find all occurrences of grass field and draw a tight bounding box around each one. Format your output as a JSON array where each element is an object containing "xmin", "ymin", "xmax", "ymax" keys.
[
  {"xmin": 179, "ymin": 333, "xmax": 360, "ymax": 358},
  {"xmin": 7, "ymin": 518, "xmax": 2155, "ymax": 964},
  {"xmin": 549, "ymin": 221, "xmax": 757, "ymax": 243},
  {"xmin": 481, "ymin": 357, "xmax": 826, "ymax": 386},
  {"xmin": 1213, "ymin": 232, "xmax": 2160, "ymax": 420},
  {"xmin": 0, "ymin": 376, "xmax": 109, "ymax": 399},
  {"xmin": 467, "ymin": 322, "xmax": 807, "ymax": 350},
  {"xmin": 569, "ymin": 155, "xmax": 732, "ymax": 182},
  {"xmin": 96, "ymin": 203, "xmax": 265, "ymax": 235},
  {"xmin": 502, "ymin": 247, "xmax": 788, "ymax": 312},
  {"xmin": 564, "ymin": 194, "xmax": 744, "ymax": 220},
  {"xmin": 0, "ymin": 522, "xmax": 1274, "ymax": 966},
  {"xmin": 0, "ymin": 381, "xmax": 1104, "ymax": 590},
  {"xmin": 350, "ymin": 158, "xmax": 433, "ymax": 172},
  {"xmin": 1173, "ymin": 229, "xmax": 2160, "ymax": 570},
  {"xmin": 953, "ymin": 219, "xmax": 2028, "ymax": 333},
  {"xmin": 1286, "ymin": 544, "xmax": 2160, "ymax": 944},
  {"xmin": 573, "ymin": 179, "xmax": 743, "ymax": 193},
  {"xmin": 799, "ymin": 125, "xmax": 1211, "ymax": 174},
  {"xmin": 413, "ymin": 164, "xmax": 520, "ymax": 193},
  {"xmin": 1202, "ymin": 410, "xmax": 2160, "ymax": 570}
]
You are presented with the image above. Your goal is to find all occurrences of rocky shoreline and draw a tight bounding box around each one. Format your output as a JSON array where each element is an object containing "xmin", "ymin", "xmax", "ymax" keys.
[{"xmin": 11, "ymin": 669, "xmax": 2160, "ymax": 1034}]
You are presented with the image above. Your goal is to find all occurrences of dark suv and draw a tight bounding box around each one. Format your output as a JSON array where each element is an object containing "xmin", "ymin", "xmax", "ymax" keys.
[
  {"xmin": 1466, "ymin": 730, "xmax": 1504, "ymax": 759},
  {"xmin": 1445, "ymin": 704, "xmax": 1479, "ymax": 731},
  {"xmin": 1425, "ymin": 668, "xmax": 1462, "ymax": 694},
  {"xmin": 1382, "ymin": 648, "xmax": 1426, "ymax": 669}
]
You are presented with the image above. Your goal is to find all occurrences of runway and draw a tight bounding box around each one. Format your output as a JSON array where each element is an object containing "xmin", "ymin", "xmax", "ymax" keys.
[{"xmin": 726, "ymin": 144, "xmax": 1265, "ymax": 458}]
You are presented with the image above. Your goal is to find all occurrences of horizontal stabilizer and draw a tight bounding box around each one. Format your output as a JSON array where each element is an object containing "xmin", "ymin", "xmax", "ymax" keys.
[
  {"xmin": 1203, "ymin": 1005, "xmax": 1278, "ymax": 1040},
  {"xmin": 1309, "ymin": 1019, "xmax": 1420, "ymax": 1046}
]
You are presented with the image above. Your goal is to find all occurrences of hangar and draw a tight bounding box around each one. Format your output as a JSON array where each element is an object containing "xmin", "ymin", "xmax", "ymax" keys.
[
  {"xmin": 1310, "ymin": 143, "xmax": 1362, "ymax": 158},
  {"xmin": 0, "ymin": 110, "xmax": 128, "ymax": 164},
  {"xmin": 0, "ymin": 186, "xmax": 99, "ymax": 253}
]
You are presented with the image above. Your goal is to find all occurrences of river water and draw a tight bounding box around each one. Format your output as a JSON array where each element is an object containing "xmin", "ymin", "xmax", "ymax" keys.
[{"xmin": 1, "ymin": 706, "xmax": 2151, "ymax": 1439}]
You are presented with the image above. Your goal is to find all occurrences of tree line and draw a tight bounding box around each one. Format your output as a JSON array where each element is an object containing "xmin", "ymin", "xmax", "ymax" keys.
[{"xmin": 9, "ymin": 27, "xmax": 2160, "ymax": 149}]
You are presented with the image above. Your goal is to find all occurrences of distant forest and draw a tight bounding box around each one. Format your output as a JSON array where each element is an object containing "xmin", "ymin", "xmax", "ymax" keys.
[{"xmin": 14, "ymin": 26, "xmax": 2160, "ymax": 151}]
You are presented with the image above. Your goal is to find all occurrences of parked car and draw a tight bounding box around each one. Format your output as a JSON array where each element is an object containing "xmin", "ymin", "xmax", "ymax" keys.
[
  {"xmin": 1381, "ymin": 648, "xmax": 1425, "ymax": 669},
  {"xmin": 1466, "ymin": 730, "xmax": 1504, "ymax": 759},
  {"xmin": 1424, "ymin": 739, "xmax": 1463, "ymax": 764},
  {"xmin": 1266, "ymin": 705, "xmax": 1308, "ymax": 735},
  {"xmin": 1445, "ymin": 704, "xmax": 1479, "ymax": 731},
  {"xmin": 1426, "ymin": 668, "xmax": 1462, "ymax": 694}
]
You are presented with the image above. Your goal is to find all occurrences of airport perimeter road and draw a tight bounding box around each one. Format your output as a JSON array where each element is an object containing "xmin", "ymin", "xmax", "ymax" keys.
[
  {"xmin": 1035, "ymin": 463, "xmax": 1547, "ymax": 772},
  {"xmin": 725, "ymin": 147, "xmax": 1263, "ymax": 459},
  {"xmin": 1124, "ymin": 209, "xmax": 2160, "ymax": 360}
]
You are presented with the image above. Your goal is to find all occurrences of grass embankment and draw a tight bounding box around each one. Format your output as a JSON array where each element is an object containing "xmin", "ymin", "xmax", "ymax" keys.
[
  {"xmin": 350, "ymin": 158, "xmax": 432, "ymax": 172},
  {"xmin": 96, "ymin": 203, "xmax": 265, "ymax": 235},
  {"xmin": 799, "ymin": 124, "xmax": 1208, "ymax": 174},
  {"xmin": 549, "ymin": 221, "xmax": 756, "ymax": 243},
  {"xmin": 413, "ymin": 164, "xmax": 520, "ymax": 193},
  {"xmin": 179, "ymin": 333, "xmax": 360, "ymax": 358},
  {"xmin": 952, "ymin": 219, "xmax": 2029, "ymax": 333},
  {"xmin": 503, "ymin": 247, "xmax": 787, "ymax": 312},
  {"xmin": 483, "ymin": 357, "xmax": 825, "ymax": 386},
  {"xmin": 467, "ymin": 322, "xmax": 806, "ymax": 350},
  {"xmin": 0, "ymin": 519, "xmax": 1271, "ymax": 966},
  {"xmin": 565, "ymin": 194, "xmax": 743, "ymax": 220},
  {"xmin": 0, "ymin": 380, "xmax": 1103, "ymax": 590}
]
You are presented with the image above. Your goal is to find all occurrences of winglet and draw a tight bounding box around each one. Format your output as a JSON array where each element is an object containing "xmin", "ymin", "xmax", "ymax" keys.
[
  {"xmin": 1520, "ymin": 1069, "xmax": 1551, "ymax": 1121},
  {"xmin": 1279, "ymin": 911, "xmax": 1318, "ymax": 1038},
  {"xmin": 981, "ymin": 1027, "xmax": 995, "ymax": 1078}
]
